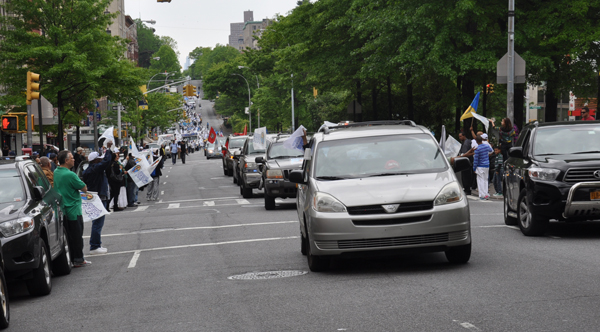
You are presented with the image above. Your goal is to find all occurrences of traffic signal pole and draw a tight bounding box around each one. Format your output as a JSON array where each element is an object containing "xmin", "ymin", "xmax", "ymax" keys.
[{"xmin": 507, "ymin": 0, "xmax": 515, "ymax": 124}]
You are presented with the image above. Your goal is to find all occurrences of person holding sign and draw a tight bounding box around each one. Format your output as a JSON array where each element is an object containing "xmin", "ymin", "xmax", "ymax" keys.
[
  {"xmin": 54, "ymin": 150, "xmax": 91, "ymax": 267},
  {"xmin": 83, "ymin": 146, "xmax": 113, "ymax": 255}
]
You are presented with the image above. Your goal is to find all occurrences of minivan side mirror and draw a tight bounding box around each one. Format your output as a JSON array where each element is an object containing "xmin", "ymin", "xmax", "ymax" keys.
[
  {"xmin": 288, "ymin": 170, "xmax": 305, "ymax": 184},
  {"xmin": 32, "ymin": 186, "xmax": 44, "ymax": 201},
  {"xmin": 509, "ymin": 147, "xmax": 523, "ymax": 159},
  {"xmin": 255, "ymin": 156, "xmax": 265, "ymax": 164},
  {"xmin": 452, "ymin": 157, "xmax": 471, "ymax": 173}
]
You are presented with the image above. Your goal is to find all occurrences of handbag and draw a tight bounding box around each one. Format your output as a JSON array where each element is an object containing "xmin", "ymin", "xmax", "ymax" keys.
[{"xmin": 109, "ymin": 163, "xmax": 124, "ymax": 184}]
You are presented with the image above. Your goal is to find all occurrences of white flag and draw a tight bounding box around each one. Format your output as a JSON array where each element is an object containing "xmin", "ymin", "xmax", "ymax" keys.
[
  {"xmin": 283, "ymin": 125, "xmax": 306, "ymax": 151},
  {"xmin": 471, "ymin": 112, "xmax": 490, "ymax": 133},
  {"xmin": 129, "ymin": 137, "xmax": 140, "ymax": 157},
  {"xmin": 253, "ymin": 127, "xmax": 267, "ymax": 150},
  {"xmin": 444, "ymin": 135, "xmax": 462, "ymax": 158},
  {"xmin": 99, "ymin": 127, "xmax": 114, "ymax": 147}
]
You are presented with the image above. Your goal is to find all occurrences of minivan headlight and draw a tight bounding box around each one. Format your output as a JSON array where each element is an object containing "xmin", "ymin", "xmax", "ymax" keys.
[
  {"xmin": 312, "ymin": 192, "xmax": 346, "ymax": 213},
  {"xmin": 434, "ymin": 182, "xmax": 463, "ymax": 206},
  {"xmin": 0, "ymin": 217, "xmax": 34, "ymax": 237},
  {"xmin": 528, "ymin": 167, "xmax": 560, "ymax": 181}
]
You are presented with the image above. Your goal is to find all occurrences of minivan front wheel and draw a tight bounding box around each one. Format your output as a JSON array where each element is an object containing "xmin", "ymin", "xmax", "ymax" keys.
[
  {"xmin": 445, "ymin": 243, "xmax": 471, "ymax": 264},
  {"xmin": 306, "ymin": 234, "xmax": 329, "ymax": 272},
  {"xmin": 517, "ymin": 189, "xmax": 549, "ymax": 236}
]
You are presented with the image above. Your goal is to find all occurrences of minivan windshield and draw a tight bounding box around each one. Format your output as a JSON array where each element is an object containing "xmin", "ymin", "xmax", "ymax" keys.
[
  {"xmin": 534, "ymin": 125, "xmax": 600, "ymax": 155},
  {"xmin": 0, "ymin": 170, "xmax": 25, "ymax": 204},
  {"xmin": 229, "ymin": 137, "xmax": 246, "ymax": 149},
  {"xmin": 268, "ymin": 142, "xmax": 304, "ymax": 159},
  {"xmin": 314, "ymin": 134, "xmax": 448, "ymax": 179}
]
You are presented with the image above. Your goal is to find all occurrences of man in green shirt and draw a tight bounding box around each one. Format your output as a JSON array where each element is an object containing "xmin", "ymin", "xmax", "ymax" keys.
[{"xmin": 54, "ymin": 150, "xmax": 91, "ymax": 267}]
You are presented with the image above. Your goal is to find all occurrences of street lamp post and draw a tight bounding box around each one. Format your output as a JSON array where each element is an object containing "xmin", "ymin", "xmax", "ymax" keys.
[
  {"xmin": 291, "ymin": 73, "xmax": 295, "ymax": 132},
  {"xmin": 232, "ymin": 73, "xmax": 251, "ymax": 132},
  {"xmin": 238, "ymin": 66, "xmax": 260, "ymax": 127}
]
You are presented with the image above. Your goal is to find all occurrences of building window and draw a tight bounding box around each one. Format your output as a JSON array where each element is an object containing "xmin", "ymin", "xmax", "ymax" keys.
[{"xmin": 537, "ymin": 88, "xmax": 545, "ymax": 103}]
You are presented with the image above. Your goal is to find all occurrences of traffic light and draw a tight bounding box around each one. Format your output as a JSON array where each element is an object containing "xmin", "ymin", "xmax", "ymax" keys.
[
  {"xmin": 27, "ymin": 71, "xmax": 40, "ymax": 105},
  {"xmin": 486, "ymin": 84, "xmax": 494, "ymax": 94},
  {"xmin": 191, "ymin": 85, "xmax": 197, "ymax": 96},
  {"xmin": 1, "ymin": 115, "xmax": 18, "ymax": 131},
  {"xmin": 313, "ymin": 87, "xmax": 318, "ymax": 98},
  {"xmin": 24, "ymin": 115, "xmax": 34, "ymax": 130}
]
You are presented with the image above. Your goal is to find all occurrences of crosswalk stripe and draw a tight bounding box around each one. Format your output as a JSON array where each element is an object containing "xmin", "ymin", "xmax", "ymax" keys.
[
  {"xmin": 203, "ymin": 201, "xmax": 215, "ymax": 206},
  {"xmin": 134, "ymin": 206, "xmax": 149, "ymax": 212},
  {"xmin": 167, "ymin": 203, "xmax": 180, "ymax": 209},
  {"xmin": 236, "ymin": 199, "xmax": 250, "ymax": 205}
]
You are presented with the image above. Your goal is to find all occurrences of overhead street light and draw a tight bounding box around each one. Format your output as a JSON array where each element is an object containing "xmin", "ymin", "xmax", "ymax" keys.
[
  {"xmin": 232, "ymin": 73, "xmax": 251, "ymax": 131},
  {"xmin": 237, "ymin": 66, "xmax": 260, "ymax": 127}
]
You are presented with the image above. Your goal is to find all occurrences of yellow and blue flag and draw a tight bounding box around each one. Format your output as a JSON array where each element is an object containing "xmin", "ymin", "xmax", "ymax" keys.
[{"xmin": 460, "ymin": 92, "xmax": 481, "ymax": 121}]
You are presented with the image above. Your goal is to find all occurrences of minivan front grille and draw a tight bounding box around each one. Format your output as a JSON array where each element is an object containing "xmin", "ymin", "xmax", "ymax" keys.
[
  {"xmin": 347, "ymin": 201, "xmax": 433, "ymax": 215},
  {"xmin": 563, "ymin": 168, "xmax": 600, "ymax": 183},
  {"xmin": 313, "ymin": 231, "xmax": 469, "ymax": 250}
]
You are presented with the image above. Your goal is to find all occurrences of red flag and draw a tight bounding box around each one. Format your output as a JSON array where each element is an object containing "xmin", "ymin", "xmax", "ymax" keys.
[
  {"xmin": 208, "ymin": 127, "xmax": 216, "ymax": 144},
  {"xmin": 243, "ymin": 124, "xmax": 247, "ymax": 135}
]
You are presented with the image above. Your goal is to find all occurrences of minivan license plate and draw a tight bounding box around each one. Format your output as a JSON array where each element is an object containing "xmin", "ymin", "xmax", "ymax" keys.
[{"xmin": 591, "ymin": 191, "xmax": 600, "ymax": 201}]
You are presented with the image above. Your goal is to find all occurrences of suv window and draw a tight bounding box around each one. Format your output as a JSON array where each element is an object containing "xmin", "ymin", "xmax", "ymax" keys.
[
  {"xmin": 27, "ymin": 165, "xmax": 51, "ymax": 192},
  {"xmin": 533, "ymin": 125, "xmax": 600, "ymax": 156},
  {"xmin": 313, "ymin": 134, "xmax": 447, "ymax": 179},
  {"xmin": 268, "ymin": 142, "xmax": 304, "ymax": 159},
  {"xmin": 245, "ymin": 139, "xmax": 265, "ymax": 155},
  {"xmin": 229, "ymin": 138, "xmax": 245, "ymax": 149},
  {"xmin": 0, "ymin": 169, "xmax": 25, "ymax": 204}
]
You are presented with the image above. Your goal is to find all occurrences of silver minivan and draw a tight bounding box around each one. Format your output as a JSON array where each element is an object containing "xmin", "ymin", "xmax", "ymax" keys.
[{"xmin": 289, "ymin": 121, "xmax": 472, "ymax": 271}]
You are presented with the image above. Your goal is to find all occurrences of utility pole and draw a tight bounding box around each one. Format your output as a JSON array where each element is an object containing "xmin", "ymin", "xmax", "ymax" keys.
[
  {"xmin": 291, "ymin": 74, "xmax": 295, "ymax": 132},
  {"xmin": 507, "ymin": 0, "xmax": 515, "ymax": 124},
  {"xmin": 117, "ymin": 103, "xmax": 122, "ymax": 146}
]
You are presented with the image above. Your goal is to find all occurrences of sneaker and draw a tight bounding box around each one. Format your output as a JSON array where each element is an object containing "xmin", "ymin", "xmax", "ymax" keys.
[
  {"xmin": 89, "ymin": 247, "xmax": 107, "ymax": 255},
  {"xmin": 73, "ymin": 260, "xmax": 92, "ymax": 268},
  {"xmin": 484, "ymin": 195, "xmax": 490, "ymax": 200},
  {"xmin": 479, "ymin": 197, "xmax": 486, "ymax": 200},
  {"xmin": 493, "ymin": 193, "xmax": 503, "ymax": 197}
]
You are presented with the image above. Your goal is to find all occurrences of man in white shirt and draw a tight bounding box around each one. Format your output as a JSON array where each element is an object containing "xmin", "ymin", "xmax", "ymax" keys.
[{"xmin": 169, "ymin": 140, "xmax": 179, "ymax": 165}]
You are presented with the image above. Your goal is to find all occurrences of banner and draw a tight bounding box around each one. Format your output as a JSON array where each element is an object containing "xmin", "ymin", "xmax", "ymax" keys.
[
  {"xmin": 253, "ymin": 127, "xmax": 267, "ymax": 150},
  {"xmin": 208, "ymin": 127, "xmax": 216, "ymax": 144},
  {"xmin": 283, "ymin": 125, "xmax": 307, "ymax": 151},
  {"xmin": 81, "ymin": 192, "xmax": 110, "ymax": 223},
  {"xmin": 128, "ymin": 163, "xmax": 153, "ymax": 188}
]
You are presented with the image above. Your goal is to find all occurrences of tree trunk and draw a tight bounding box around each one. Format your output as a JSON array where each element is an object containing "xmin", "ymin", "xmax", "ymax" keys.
[
  {"xmin": 371, "ymin": 82, "xmax": 378, "ymax": 121},
  {"xmin": 545, "ymin": 84, "xmax": 558, "ymax": 122},
  {"xmin": 406, "ymin": 72, "xmax": 414, "ymax": 121},
  {"xmin": 76, "ymin": 125, "xmax": 81, "ymax": 148},
  {"xmin": 455, "ymin": 76, "xmax": 462, "ymax": 133},
  {"xmin": 482, "ymin": 83, "xmax": 488, "ymax": 118},
  {"xmin": 387, "ymin": 76, "xmax": 392, "ymax": 120},
  {"xmin": 356, "ymin": 80, "xmax": 362, "ymax": 122}
]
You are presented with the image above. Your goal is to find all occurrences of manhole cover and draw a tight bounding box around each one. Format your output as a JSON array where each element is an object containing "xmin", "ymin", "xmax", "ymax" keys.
[{"xmin": 227, "ymin": 270, "xmax": 308, "ymax": 280}]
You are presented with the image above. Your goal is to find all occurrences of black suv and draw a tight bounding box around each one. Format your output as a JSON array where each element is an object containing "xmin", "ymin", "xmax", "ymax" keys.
[
  {"xmin": 503, "ymin": 121, "xmax": 600, "ymax": 236},
  {"xmin": 0, "ymin": 159, "xmax": 72, "ymax": 296},
  {"xmin": 256, "ymin": 135, "xmax": 305, "ymax": 210},
  {"xmin": 222, "ymin": 135, "xmax": 247, "ymax": 176}
]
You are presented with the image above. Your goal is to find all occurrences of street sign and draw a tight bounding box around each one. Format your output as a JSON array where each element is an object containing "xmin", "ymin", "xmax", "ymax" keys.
[
  {"xmin": 529, "ymin": 106, "xmax": 542, "ymax": 109},
  {"xmin": 497, "ymin": 52, "xmax": 526, "ymax": 84},
  {"xmin": 112, "ymin": 105, "xmax": 119, "ymax": 110}
]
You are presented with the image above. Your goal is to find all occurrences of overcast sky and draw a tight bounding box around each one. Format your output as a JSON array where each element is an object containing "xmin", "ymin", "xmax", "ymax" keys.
[{"xmin": 125, "ymin": 0, "xmax": 299, "ymax": 68}]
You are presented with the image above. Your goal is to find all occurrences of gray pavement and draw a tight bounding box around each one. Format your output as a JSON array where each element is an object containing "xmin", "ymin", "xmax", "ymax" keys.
[{"xmin": 7, "ymin": 151, "xmax": 600, "ymax": 331}]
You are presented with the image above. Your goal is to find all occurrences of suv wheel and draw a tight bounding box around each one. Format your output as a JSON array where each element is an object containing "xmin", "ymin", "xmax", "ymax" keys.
[
  {"xmin": 0, "ymin": 266, "xmax": 9, "ymax": 329},
  {"xmin": 52, "ymin": 226, "xmax": 72, "ymax": 276},
  {"xmin": 233, "ymin": 172, "xmax": 238, "ymax": 184},
  {"xmin": 264, "ymin": 193, "xmax": 275, "ymax": 210},
  {"xmin": 300, "ymin": 221, "xmax": 308, "ymax": 256},
  {"xmin": 445, "ymin": 243, "xmax": 471, "ymax": 264},
  {"xmin": 223, "ymin": 162, "xmax": 227, "ymax": 175},
  {"xmin": 26, "ymin": 239, "xmax": 52, "ymax": 296},
  {"xmin": 503, "ymin": 185, "xmax": 517, "ymax": 226},
  {"xmin": 307, "ymin": 233, "xmax": 329, "ymax": 272},
  {"xmin": 227, "ymin": 167, "xmax": 233, "ymax": 176},
  {"xmin": 517, "ymin": 189, "xmax": 549, "ymax": 236},
  {"xmin": 242, "ymin": 185, "xmax": 252, "ymax": 199}
]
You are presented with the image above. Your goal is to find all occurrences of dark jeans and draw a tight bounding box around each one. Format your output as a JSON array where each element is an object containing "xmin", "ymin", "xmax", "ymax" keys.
[
  {"xmin": 66, "ymin": 216, "xmax": 84, "ymax": 263},
  {"xmin": 460, "ymin": 168, "xmax": 473, "ymax": 195},
  {"xmin": 171, "ymin": 153, "xmax": 177, "ymax": 164},
  {"xmin": 500, "ymin": 142, "xmax": 512, "ymax": 162},
  {"xmin": 109, "ymin": 183, "xmax": 121, "ymax": 209},
  {"xmin": 90, "ymin": 200, "xmax": 107, "ymax": 250},
  {"xmin": 493, "ymin": 171, "xmax": 503, "ymax": 194},
  {"xmin": 126, "ymin": 180, "xmax": 137, "ymax": 205},
  {"xmin": 181, "ymin": 152, "xmax": 186, "ymax": 164}
]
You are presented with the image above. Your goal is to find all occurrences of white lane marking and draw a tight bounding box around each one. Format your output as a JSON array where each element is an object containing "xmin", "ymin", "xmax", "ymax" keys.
[
  {"xmin": 128, "ymin": 250, "xmax": 141, "ymax": 268},
  {"xmin": 170, "ymin": 167, "xmax": 172, "ymax": 169},
  {"xmin": 84, "ymin": 236, "xmax": 300, "ymax": 257},
  {"xmin": 157, "ymin": 196, "xmax": 239, "ymax": 204},
  {"xmin": 236, "ymin": 199, "xmax": 250, "ymax": 205},
  {"xmin": 134, "ymin": 206, "xmax": 149, "ymax": 212},
  {"xmin": 210, "ymin": 177, "xmax": 227, "ymax": 179},
  {"xmin": 203, "ymin": 201, "xmax": 215, "ymax": 206},
  {"xmin": 90, "ymin": 221, "xmax": 297, "ymax": 238},
  {"xmin": 167, "ymin": 203, "xmax": 180, "ymax": 209},
  {"xmin": 166, "ymin": 175, "xmax": 169, "ymax": 178},
  {"xmin": 163, "ymin": 182, "xmax": 167, "ymax": 185},
  {"xmin": 157, "ymin": 199, "xmax": 163, "ymax": 203},
  {"xmin": 161, "ymin": 191, "xmax": 164, "ymax": 195},
  {"xmin": 452, "ymin": 320, "xmax": 481, "ymax": 331},
  {"xmin": 505, "ymin": 225, "xmax": 519, "ymax": 230}
]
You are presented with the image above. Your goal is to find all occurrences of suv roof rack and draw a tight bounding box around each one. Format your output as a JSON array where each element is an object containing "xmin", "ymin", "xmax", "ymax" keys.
[{"xmin": 318, "ymin": 120, "xmax": 417, "ymax": 134}]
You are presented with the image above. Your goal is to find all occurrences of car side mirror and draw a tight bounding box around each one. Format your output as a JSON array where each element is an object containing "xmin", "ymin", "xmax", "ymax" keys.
[
  {"xmin": 452, "ymin": 157, "xmax": 471, "ymax": 173},
  {"xmin": 509, "ymin": 147, "xmax": 523, "ymax": 159},
  {"xmin": 32, "ymin": 186, "xmax": 44, "ymax": 201},
  {"xmin": 256, "ymin": 156, "xmax": 265, "ymax": 164},
  {"xmin": 288, "ymin": 170, "xmax": 306, "ymax": 184}
]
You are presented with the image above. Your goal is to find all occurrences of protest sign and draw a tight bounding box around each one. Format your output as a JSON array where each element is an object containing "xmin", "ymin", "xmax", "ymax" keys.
[
  {"xmin": 283, "ymin": 125, "xmax": 306, "ymax": 151},
  {"xmin": 253, "ymin": 127, "xmax": 267, "ymax": 150},
  {"xmin": 81, "ymin": 192, "xmax": 110, "ymax": 222}
]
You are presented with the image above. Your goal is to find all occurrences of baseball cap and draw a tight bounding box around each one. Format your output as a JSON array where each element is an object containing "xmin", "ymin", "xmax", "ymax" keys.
[
  {"xmin": 88, "ymin": 152, "xmax": 103, "ymax": 161},
  {"xmin": 77, "ymin": 147, "xmax": 83, "ymax": 152},
  {"xmin": 481, "ymin": 133, "xmax": 488, "ymax": 140}
]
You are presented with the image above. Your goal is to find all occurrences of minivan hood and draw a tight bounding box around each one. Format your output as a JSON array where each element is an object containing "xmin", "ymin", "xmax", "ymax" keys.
[{"xmin": 314, "ymin": 171, "xmax": 455, "ymax": 207}]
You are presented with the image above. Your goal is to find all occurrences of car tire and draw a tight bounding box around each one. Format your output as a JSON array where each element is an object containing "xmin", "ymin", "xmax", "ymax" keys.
[
  {"xmin": 233, "ymin": 173, "xmax": 237, "ymax": 184},
  {"xmin": 223, "ymin": 163, "xmax": 227, "ymax": 176},
  {"xmin": 0, "ymin": 266, "xmax": 9, "ymax": 329},
  {"xmin": 26, "ymin": 239, "xmax": 52, "ymax": 296},
  {"xmin": 300, "ymin": 221, "xmax": 308, "ymax": 256},
  {"xmin": 242, "ymin": 186, "xmax": 252, "ymax": 199},
  {"xmin": 227, "ymin": 167, "xmax": 233, "ymax": 176},
  {"xmin": 517, "ymin": 188, "xmax": 549, "ymax": 236},
  {"xmin": 51, "ymin": 226, "xmax": 72, "ymax": 276},
  {"xmin": 264, "ymin": 193, "xmax": 275, "ymax": 210},
  {"xmin": 445, "ymin": 243, "xmax": 471, "ymax": 264},
  {"xmin": 503, "ymin": 185, "xmax": 517, "ymax": 226},
  {"xmin": 307, "ymin": 234, "xmax": 329, "ymax": 272}
]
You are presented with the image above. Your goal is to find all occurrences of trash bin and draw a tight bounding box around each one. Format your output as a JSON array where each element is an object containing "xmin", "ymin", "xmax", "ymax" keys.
[{"xmin": 22, "ymin": 147, "xmax": 32, "ymax": 156}]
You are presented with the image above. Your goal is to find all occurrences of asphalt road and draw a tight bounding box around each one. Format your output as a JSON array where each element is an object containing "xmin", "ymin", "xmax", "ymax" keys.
[{"xmin": 7, "ymin": 142, "xmax": 600, "ymax": 331}]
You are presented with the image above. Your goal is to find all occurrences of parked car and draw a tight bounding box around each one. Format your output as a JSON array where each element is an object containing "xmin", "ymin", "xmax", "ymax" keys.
[
  {"xmin": 205, "ymin": 139, "xmax": 223, "ymax": 159},
  {"xmin": 289, "ymin": 120, "xmax": 472, "ymax": 272},
  {"xmin": 503, "ymin": 120, "xmax": 600, "ymax": 236},
  {"xmin": 234, "ymin": 136, "xmax": 267, "ymax": 198},
  {"xmin": 256, "ymin": 135, "xmax": 305, "ymax": 210},
  {"xmin": 222, "ymin": 135, "xmax": 247, "ymax": 176},
  {"xmin": 0, "ymin": 159, "xmax": 72, "ymax": 296}
]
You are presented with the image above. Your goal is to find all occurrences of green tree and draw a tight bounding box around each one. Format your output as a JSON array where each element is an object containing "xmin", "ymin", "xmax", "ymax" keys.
[{"xmin": 137, "ymin": 20, "xmax": 163, "ymax": 68}]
